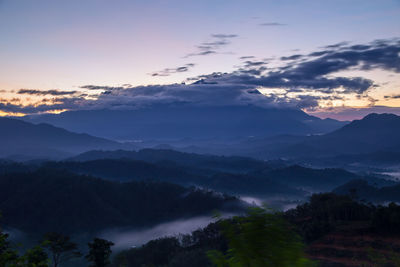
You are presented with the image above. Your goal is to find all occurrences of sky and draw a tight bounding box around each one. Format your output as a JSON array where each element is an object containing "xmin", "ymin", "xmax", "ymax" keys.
[{"xmin": 0, "ymin": 0, "xmax": 399, "ymax": 120}]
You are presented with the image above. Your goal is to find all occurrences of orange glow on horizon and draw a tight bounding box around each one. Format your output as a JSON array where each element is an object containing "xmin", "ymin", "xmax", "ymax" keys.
[
  {"xmin": 0, "ymin": 109, "xmax": 68, "ymax": 117},
  {"xmin": 0, "ymin": 110, "xmax": 25, "ymax": 117}
]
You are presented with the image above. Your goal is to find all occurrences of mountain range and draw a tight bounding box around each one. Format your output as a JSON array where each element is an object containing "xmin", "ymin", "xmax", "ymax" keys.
[
  {"xmin": 209, "ymin": 113, "xmax": 400, "ymax": 161},
  {"xmin": 0, "ymin": 117, "xmax": 125, "ymax": 160},
  {"xmin": 21, "ymin": 106, "xmax": 347, "ymax": 141},
  {"xmin": 3, "ymin": 112, "xmax": 400, "ymax": 167}
]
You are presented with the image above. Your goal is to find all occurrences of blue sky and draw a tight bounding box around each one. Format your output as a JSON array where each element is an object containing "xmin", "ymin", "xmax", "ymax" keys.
[{"xmin": 0, "ymin": 0, "xmax": 399, "ymax": 119}]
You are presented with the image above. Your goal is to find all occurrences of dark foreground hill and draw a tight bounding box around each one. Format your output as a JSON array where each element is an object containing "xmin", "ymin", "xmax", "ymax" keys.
[
  {"xmin": 333, "ymin": 179, "xmax": 400, "ymax": 203},
  {"xmin": 0, "ymin": 117, "xmax": 124, "ymax": 160},
  {"xmin": 113, "ymin": 193, "xmax": 400, "ymax": 267},
  {"xmin": 0, "ymin": 169, "xmax": 243, "ymax": 234}
]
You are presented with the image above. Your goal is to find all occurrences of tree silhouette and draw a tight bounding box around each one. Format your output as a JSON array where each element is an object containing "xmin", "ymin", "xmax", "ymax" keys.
[
  {"xmin": 86, "ymin": 238, "xmax": 114, "ymax": 267},
  {"xmin": 21, "ymin": 245, "xmax": 49, "ymax": 267},
  {"xmin": 0, "ymin": 231, "xmax": 19, "ymax": 266},
  {"xmin": 0, "ymin": 213, "xmax": 19, "ymax": 266},
  {"xmin": 42, "ymin": 232, "xmax": 81, "ymax": 267}
]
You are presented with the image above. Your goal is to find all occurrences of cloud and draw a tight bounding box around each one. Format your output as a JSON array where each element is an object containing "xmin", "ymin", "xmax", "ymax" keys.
[
  {"xmin": 17, "ymin": 89, "xmax": 77, "ymax": 96},
  {"xmin": 384, "ymin": 94, "xmax": 400, "ymax": 99},
  {"xmin": 184, "ymin": 33, "xmax": 238, "ymax": 58},
  {"xmin": 211, "ymin": 34, "xmax": 238, "ymax": 38},
  {"xmin": 0, "ymin": 97, "xmax": 85, "ymax": 114},
  {"xmin": 2, "ymin": 38, "xmax": 399, "ymax": 115},
  {"xmin": 239, "ymin": 56, "xmax": 255, "ymax": 60},
  {"xmin": 322, "ymin": 42, "xmax": 349, "ymax": 49},
  {"xmin": 235, "ymin": 59, "xmax": 269, "ymax": 76},
  {"xmin": 150, "ymin": 63, "xmax": 196, "ymax": 77},
  {"xmin": 259, "ymin": 22, "xmax": 286, "ymax": 26},
  {"xmin": 250, "ymin": 38, "xmax": 400, "ymax": 94},
  {"xmin": 280, "ymin": 54, "xmax": 303, "ymax": 61},
  {"xmin": 79, "ymin": 85, "xmax": 126, "ymax": 90},
  {"xmin": 76, "ymin": 39, "xmax": 399, "ymax": 111}
]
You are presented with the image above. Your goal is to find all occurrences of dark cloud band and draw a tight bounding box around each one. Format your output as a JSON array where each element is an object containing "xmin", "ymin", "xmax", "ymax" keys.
[{"xmin": 17, "ymin": 89, "xmax": 77, "ymax": 96}]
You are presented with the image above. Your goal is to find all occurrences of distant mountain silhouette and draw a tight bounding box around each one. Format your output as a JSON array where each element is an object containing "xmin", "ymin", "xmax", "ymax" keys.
[
  {"xmin": 230, "ymin": 113, "xmax": 400, "ymax": 160},
  {"xmin": 0, "ymin": 117, "xmax": 124, "ymax": 160},
  {"xmin": 22, "ymin": 106, "xmax": 347, "ymax": 140},
  {"xmin": 311, "ymin": 113, "xmax": 400, "ymax": 154}
]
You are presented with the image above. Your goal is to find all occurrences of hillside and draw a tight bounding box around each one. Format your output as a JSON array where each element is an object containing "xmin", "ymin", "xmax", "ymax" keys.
[
  {"xmin": 114, "ymin": 193, "xmax": 400, "ymax": 267},
  {"xmin": 0, "ymin": 168, "xmax": 243, "ymax": 234},
  {"xmin": 42, "ymin": 159, "xmax": 304, "ymax": 197},
  {"xmin": 68, "ymin": 148, "xmax": 277, "ymax": 174},
  {"xmin": 43, "ymin": 156, "xmax": 392, "ymax": 198},
  {"xmin": 0, "ymin": 117, "xmax": 124, "ymax": 160},
  {"xmin": 310, "ymin": 113, "xmax": 400, "ymax": 154},
  {"xmin": 234, "ymin": 113, "xmax": 400, "ymax": 161},
  {"xmin": 333, "ymin": 179, "xmax": 400, "ymax": 203}
]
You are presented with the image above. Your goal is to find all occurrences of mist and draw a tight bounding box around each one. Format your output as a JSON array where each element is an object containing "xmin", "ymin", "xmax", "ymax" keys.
[{"xmin": 98, "ymin": 216, "xmax": 221, "ymax": 251}]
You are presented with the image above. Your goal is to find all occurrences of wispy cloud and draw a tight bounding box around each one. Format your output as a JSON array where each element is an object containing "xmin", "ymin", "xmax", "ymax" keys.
[
  {"xmin": 259, "ymin": 22, "xmax": 286, "ymax": 26},
  {"xmin": 150, "ymin": 63, "xmax": 195, "ymax": 77},
  {"xmin": 384, "ymin": 94, "xmax": 400, "ymax": 99},
  {"xmin": 184, "ymin": 33, "xmax": 238, "ymax": 58},
  {"xmin": 211, "ymin": 34, "xmax": 238, "ymax": 38},
  {"xmin": 239, "ymin": 56, "xmax": 255, "ymax": 60},
  {"xmin": 17, "ymin": 89, "xmax": 77, "ymax": 96}
]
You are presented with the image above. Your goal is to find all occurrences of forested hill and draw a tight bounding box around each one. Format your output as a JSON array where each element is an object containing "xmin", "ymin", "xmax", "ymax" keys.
[
  {"xmin": 0, "ymin": 168, "xmax": 243, "ymax": 234},
  {"xmin": 67, "ymin": 148, "xmax": 276, "ymax": 174},
  {"xmin": 333, "ymin": 179, "xmax": 400, "ymax": 203},
  {"xmin": 113, "ymin": 193, "xmax": 400, "ymax": 267}
]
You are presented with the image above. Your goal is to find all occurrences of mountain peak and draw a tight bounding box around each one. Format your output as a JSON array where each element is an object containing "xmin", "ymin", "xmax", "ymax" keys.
[
  {"xmin": 333, "ymin": 112, "xmax": 400, "ymax": 133},
  {"xmin": 0, "ymin": 117, "xmax": 123, "ymax": 160},
  {"xmin": 362, "ymin": 113, "xmax": 400, "ymax": 121},
  {"xmin": 343, "ymin": 113, "xmax": 400, "ymax": 130}
]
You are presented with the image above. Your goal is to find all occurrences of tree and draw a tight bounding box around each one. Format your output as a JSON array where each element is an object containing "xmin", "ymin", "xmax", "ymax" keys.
[
  {"xmin": 42, "ymin": 232, "xmax": 81, "ymax": 267},
  {"xmin": 207, "ymin": 207, "xmax": 316, "ymax": 267},
  {"xmin": 0, "ymin": 213, "xmax": 19, "ymax": 266},
  {"xmin": 86, "ymin": 238, "xmax": 114, "ymax": 267},
  {"xmin": 21, "ymin": 245, "xmax": 49, "ymax": 267},
  {"xmin": 0, "ymin": 231, "xmax": 19, "ymax": 266}
]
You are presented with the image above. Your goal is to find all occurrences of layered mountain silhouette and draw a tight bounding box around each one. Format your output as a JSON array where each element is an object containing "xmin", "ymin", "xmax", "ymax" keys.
[
  {"xmin": 227, "ymin": 113, "xmax": 400, "ymax": 160},
  {"xmin": 22, "ymin": 105, "xmax": 347, "ymax": 140},
  {"xmin": 0, "ymin": 117, "xmax": 124, "ymax": 160},
  {"xmin": 308, "ymin": 113, "xmax": 400, "ymax": 154},
  {"xmin": 5, "ymin": 112, "xmax": 399, "ymax": 163}
]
